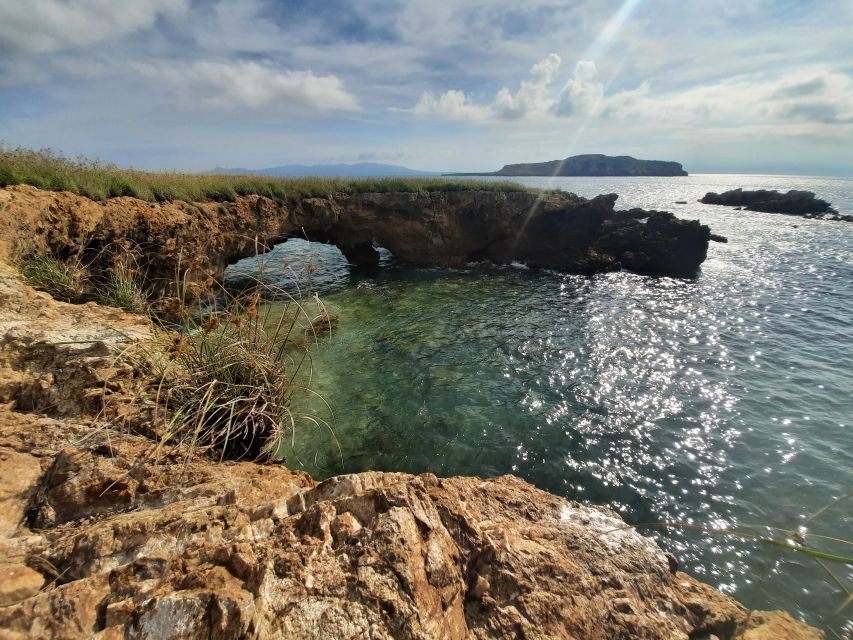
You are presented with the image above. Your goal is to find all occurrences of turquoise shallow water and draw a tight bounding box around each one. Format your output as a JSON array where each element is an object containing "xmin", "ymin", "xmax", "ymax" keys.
[{"xmin": 226, "ymin": 174, "xmax": 852, "ymax": 632}]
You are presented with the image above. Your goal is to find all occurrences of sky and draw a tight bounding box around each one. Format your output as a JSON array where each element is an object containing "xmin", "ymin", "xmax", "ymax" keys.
[{"xmin": 1, "ymin": 0, "xmax": 852, "ymax": 175}]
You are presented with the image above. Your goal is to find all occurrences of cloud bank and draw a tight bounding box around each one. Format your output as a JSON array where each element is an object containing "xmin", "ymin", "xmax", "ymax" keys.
[
  {"xmin": 410, "ymin": 52, "xmax": 853, "ymax": 138},
  {"xmin": 137, "ymin": 61, "xmax": 361, "ymax": 112},
  {"xmin": 0, "ymin": 0, "xmax": 851, "ymax": 173},
  {"xmin": 0, "ymin": 0, "xmax": 189, "ymax": 54},
  {"xmin": 412, "ymin": 55, "xmax": 622, "ymax": 122}
]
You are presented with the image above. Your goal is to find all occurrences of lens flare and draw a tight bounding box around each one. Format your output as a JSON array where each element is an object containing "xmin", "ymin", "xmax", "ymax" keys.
[
  {"xmin": 585, "ymin": 0, "xmax": 643, "ymax": 61},
  {"xmin": 510, "ymin": 0, "xmax": 646, "ymax": 245}
]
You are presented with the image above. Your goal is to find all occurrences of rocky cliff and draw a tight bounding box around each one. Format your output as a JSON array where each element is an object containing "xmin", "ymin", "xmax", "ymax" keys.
[
  {"xmin": 0, "ymin": 189, "xmax": 820, "ymax": 639},
  {"xmin": 0, "ymin": 185, "xmax": 712, "ymax": 299},
  {"xmin": 448, "ymin": 154, "xmax": 688, "ymax": 177}
]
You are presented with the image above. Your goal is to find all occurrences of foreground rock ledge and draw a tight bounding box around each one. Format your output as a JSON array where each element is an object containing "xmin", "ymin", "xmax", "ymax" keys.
[
  {"xmin": 0, "ymin": 268, "xmax": 821, "ymax": 638},
  {"xmin": 0, "ymin": 185, "xmax": 713, "ymax": 294}
]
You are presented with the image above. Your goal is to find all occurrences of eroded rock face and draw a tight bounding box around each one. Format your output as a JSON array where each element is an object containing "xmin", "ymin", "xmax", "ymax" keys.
[
  {"xmin": 0, "ymin": 185, "xmax": 714, "ymax": 296},
  {"xmin": 0, "ymin": 271, "xmax": 822, "ymax": 639},
  {"xmin": 0, "ymin": 263, "xmax": 152, "ymax": 417}
]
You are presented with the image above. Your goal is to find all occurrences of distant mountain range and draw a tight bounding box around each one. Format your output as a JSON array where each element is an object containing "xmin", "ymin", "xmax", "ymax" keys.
[
  {"xmin": 446, "ymin": 154, "xmax": 688, "ymax": 177},
  {"xmin": 211, "ymin": 163, "xmax": 439, "ymax": 177}
]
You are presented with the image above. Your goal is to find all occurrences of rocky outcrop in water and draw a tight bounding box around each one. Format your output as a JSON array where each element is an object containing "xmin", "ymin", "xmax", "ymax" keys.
[
  {"xmin": 0, "ymin": 186, "xmax": 714, "ymax": 297},
  {"xmin": 700, "ymin": 188, "xmax": 851, "ymax": 220},
  {"xmin": 448, "ymin": 154, "xmax": 689, "ymax": 177}
]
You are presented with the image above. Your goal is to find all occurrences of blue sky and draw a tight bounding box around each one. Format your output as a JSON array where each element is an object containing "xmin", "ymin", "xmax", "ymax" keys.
[{"xmin": 1, "ymin": 0, "xmax": 852, "ymax": 175}]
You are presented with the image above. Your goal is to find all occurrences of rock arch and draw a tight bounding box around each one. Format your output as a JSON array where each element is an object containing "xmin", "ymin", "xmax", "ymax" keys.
[{"xmin": 0, "ymin": 186, "xmax": 715, "ymax": 298}]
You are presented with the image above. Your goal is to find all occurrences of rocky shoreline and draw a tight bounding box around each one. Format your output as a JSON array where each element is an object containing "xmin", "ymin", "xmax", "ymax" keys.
[
  {"xmin": 0, "ymin": 185, "xmax": 714, "ymax": 298},
  {"xmin": 0, "ymin": 187, "xmax": 822, "ymax": 638}
]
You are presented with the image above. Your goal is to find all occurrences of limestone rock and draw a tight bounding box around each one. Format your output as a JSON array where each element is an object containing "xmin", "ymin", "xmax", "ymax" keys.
[
  {"xmin": 0, "ymin": 565, "xmax": 44, "ymax": 606},
  {"xmin": 0, "ymin": 185, "xmax": 714, "ymax": 295},
  {"xmin": 0, "ymin": 448, "xmax": 41, "ymax": 538},
  {"xmin": 0, "ymin": 434, "xmax": 823, "ymax": 639},
  {"xmin": 740, "ymin": 611, "xmax": 823, "ymax": 640}
]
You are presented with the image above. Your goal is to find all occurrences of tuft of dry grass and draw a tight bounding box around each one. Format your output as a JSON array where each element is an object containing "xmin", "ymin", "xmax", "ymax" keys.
[
  {"xmin": 18, "ymin": 243, "xmax": 151, "ymax": 312},
  {"xmin": 18, "ymin": 249, "xmax": 88, "ymax": 302},
  {"xmin": 13, "ymin": 240, "xmax": 335, "ymax": 464},
  {"xmin": 150, "ymin": 277, "xmax": 337, "ymax": 463},
  {"xmin": 92, "ymin": 242, "xmax": 151, "ymax": 313}
]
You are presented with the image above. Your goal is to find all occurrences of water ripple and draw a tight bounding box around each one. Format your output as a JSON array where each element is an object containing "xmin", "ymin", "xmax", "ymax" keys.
[{"xmin": 228, "ymin": 174, "xmax": 853, "ymax": 631}]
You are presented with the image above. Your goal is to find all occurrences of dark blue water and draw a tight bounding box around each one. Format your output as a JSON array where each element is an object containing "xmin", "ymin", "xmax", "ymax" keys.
[{"xmin": 226, "ymin": 174, "xmax": 853, "ymax": 632}]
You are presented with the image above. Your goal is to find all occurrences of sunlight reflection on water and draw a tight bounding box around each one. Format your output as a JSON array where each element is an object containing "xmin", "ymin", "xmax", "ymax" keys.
[{"xmin": 226, "ymin": 174, "xmax": 853, "ymax": 631}]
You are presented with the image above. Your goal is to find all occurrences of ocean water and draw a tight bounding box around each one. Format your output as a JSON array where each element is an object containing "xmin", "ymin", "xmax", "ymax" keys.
[{"xmin": 226, "ymin": 174, "xmax": 852, "ymax": 632}]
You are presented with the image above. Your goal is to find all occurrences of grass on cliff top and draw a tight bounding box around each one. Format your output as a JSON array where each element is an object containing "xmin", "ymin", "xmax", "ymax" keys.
[{"xmin": 0, "ymin": 146, "xmax": 530, "ymax": 203}]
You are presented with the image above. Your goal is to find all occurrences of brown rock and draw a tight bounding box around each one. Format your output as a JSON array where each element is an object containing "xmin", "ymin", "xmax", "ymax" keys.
[
  {"xmin": 329, "ymin": 511, "xmax": 362, "ymax": 543},
  {"xmin": 104, "ymin": 598, "xmax": 135, "ymax": 628},
  {"xmin": 0, "ymin": 565, "xmax": 44, "ymax": 606},
  {"xmin": 740, "ymin": 611, "xmax": 824, "ymax": 640},
  {"xmin": 0, "ymin": 185, "xmax": 713, "ymax": 295},
  {"xmin": 0, "ymin": 448, "xmax": 41, "ymax": 538}
]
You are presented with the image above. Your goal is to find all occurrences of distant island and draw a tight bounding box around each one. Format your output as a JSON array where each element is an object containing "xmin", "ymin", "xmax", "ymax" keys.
[
  {"xmin": 446, "ymin": 154, "xmax": 688, "ymax": 177},
  {"xmin": 212, "ymin": 162, "xmax": 438, "ymax": 178}
]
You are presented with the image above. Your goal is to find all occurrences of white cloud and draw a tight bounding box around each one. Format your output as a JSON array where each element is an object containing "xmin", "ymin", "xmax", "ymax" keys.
[
  {"xmin": 413, "ymin": 90, "xmax": 491, "ymax": 121},
  {"xmin": 412, "ymin": 53, "xmax": 565, "ymax": 122},
  {"xmin": 408, "ymin": 47, "xmax": 853, "ymax": 138},
  {"xmin": 601, "ymin": 80, "xmax": 650, "ymax": 117},
  {"xmin": 556, "ymin": 60, "xmax": 604, "ymax": 116},
  {"xmin": 409, "ymin": 54, "xmax": 640, "ymax": 123},
  {"xmin": 493, "ymin": 53, "xmax": 561, "ymax": 120},
  {"xmin": 2, "ymin": 0, "xmax": 851, "ymax": 174},
  {"xmin": 136, "ymin": 60, "xmax": 361, "ymax": 112},
  {"xmin": 0, "ymin": 0, "xmax": 189, "ymax": 54},
  {"xmin": 600, "ymin": 67, "xmax": 853, "ymax": 131}
]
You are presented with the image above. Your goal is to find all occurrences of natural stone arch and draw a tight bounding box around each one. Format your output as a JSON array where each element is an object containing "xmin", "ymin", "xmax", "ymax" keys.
[{"xmin": 0, "ymin": 185, "xmax": 715, "ymax": 300}]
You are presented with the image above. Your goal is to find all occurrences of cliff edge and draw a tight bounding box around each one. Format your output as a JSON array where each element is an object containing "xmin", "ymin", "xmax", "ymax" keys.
[{"xmin": 0, "ymin": 185, "xmax": 712, "ymax": 296}]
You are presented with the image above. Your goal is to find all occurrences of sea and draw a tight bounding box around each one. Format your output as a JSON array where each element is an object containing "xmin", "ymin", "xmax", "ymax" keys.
[{"xmin": 225, "ymin": 174, "xmax": 853, "ymax": 632}]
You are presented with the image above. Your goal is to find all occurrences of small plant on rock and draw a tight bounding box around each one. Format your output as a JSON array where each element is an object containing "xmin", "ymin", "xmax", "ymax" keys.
[
  {"xmin": 151, "ymin": 279, "xmax": 336, "ymax": 463},
  {"xmin": 18, "ymin": 249, "xmax": 88, "ymax": 302},
  {"xmin": 94, "ymin": 242, "xmax": 150, "ymax": 313}
]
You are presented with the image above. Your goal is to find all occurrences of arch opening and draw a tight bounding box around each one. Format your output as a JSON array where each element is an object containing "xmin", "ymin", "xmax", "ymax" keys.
[{"xmin": 224, "ymin": 237, "xmax": 394, "ymax": 297}]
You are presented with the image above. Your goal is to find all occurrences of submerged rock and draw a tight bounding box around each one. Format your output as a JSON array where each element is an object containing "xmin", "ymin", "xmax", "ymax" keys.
[
  {"xmin": 700, "ymin": 188, "xmax": 840, "ymax": 217},
  {"xmin": 0, "ymin": 268, "xmax": 824, "ymax": 639}
]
